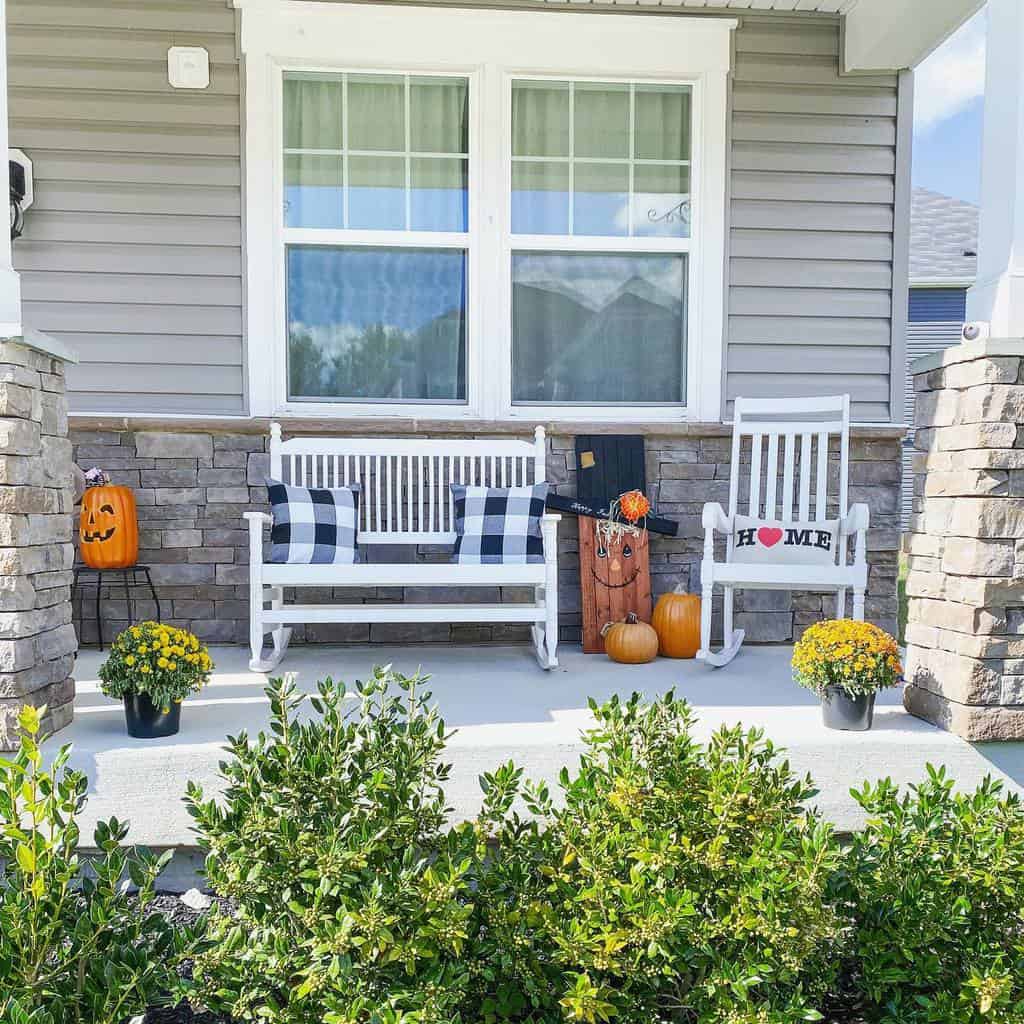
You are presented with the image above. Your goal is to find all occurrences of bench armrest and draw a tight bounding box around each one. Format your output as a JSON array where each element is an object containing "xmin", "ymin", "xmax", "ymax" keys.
[
  {"xmin": 246, "ymin": 512, "xmax": 271, "ymax": 572},
  {"xmin": 540, "ymin": 513, "xmax": 559, "ymax": 564}
]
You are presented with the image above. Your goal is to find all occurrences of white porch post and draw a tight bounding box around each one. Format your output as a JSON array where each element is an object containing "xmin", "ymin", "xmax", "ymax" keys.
[
  {"xmin": 0, "ymin": 0, "xmax": 20, "ymax": 337},
  {"xmin": 967, "ymin": 0, "xmax": 1024, "ymax": 334}
]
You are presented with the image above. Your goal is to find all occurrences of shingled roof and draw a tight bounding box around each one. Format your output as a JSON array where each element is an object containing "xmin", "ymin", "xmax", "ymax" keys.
[{"xmin": 910, "ymin": 187, "xmax": 979, "ymax": 284}]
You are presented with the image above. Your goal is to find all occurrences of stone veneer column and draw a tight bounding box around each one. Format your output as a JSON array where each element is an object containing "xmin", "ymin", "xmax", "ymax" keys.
[
  {"xmin": 0, "ymin": 333, "xmax": 78, "ymax": 749},
  {"xmin": 904, "ymin": 338, "xmax": 1024, "ymax": 741}
]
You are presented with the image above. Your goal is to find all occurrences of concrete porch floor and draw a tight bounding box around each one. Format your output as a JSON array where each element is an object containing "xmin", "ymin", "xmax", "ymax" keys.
[{"xmin": 51, "ymin": 643, "xmax": 1024, "ymax": 855}]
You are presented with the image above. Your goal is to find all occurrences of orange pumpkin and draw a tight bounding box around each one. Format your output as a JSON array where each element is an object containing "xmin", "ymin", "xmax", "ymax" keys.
[
  {"xmin": 601, "ymin": 612, "xmax": 659, "ymax": 664},
  {"xmin": 651, "ymin": 586, "xmax": 701, "ymax": 659},
  {"xmin": 80, "ymin": 485, "xmax": 138, "ymax": 569}
]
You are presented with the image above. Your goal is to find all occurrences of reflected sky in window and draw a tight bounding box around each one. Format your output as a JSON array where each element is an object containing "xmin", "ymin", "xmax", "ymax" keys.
[{"xmin": 287, "ymin": 246, "xmax": 467, "ymax": 401}]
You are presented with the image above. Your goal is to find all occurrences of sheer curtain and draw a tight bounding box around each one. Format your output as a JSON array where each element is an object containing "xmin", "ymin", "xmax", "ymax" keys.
[{"xmin": 284, "ymin": 76, "xmax": 344, "ymax": 229}]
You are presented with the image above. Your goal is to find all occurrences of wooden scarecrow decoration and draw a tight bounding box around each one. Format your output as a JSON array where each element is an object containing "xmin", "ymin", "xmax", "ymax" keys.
[{"xmin": 555, "ymin": 436, "xmax": 677, "ymax": 654}]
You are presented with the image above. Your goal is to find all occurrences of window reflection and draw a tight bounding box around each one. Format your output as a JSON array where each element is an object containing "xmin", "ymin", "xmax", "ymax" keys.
[
  {"xmin": 287, "ymin": 246, "xmax": 467, "ymax": 402},
  {"xmin": 512, "ymin": 252, "xmax": 685, "ymax": 404}
]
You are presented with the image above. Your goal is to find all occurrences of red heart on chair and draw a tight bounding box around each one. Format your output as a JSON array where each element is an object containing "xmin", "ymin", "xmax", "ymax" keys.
[{"xmin": 757, "ymin": 526, "xmax": 784, "ymax": 548}]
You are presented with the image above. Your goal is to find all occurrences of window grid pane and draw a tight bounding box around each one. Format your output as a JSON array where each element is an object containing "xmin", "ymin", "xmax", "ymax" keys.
[
  {"xmin": 511, "ymin": 79, "xmax": 691, "ymax": 239},
  {"xmin": 287, "ymin": 245, "xmax": 468, "ymax": 403},
  {"xmin": 511, "ymin": 251, "xmax": 686, "ymax": 405},
  {"xmin": 283, "ymin": 72, "xmax": 469, "ymax": 233}
]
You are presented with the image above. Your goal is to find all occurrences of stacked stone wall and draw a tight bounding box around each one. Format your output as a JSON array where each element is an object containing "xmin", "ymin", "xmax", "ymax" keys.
[
  {"xmin": 69, "ymin": 424, "xmax": 901, "ymax": 648},
  {"xmin": 904, "ymin": 340, "xmax": 1024, "ymax": 740},
  {"xmin": 0, "ymin": 339, "xmax": 76, "ymax": 748}
]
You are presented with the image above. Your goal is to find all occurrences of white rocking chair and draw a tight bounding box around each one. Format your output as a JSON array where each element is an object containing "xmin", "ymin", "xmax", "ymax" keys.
[{"xmin": 697, "ymin": 395, "xmax": 870, "ymax": 667}]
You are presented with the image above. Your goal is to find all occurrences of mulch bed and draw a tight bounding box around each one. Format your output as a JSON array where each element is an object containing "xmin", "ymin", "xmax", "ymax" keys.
[
  {"xmin": 142, "ymin": 893, "xmax": 234, "ymax": 1024},
  {"xmin": 141, "ymin": 892, "xmax": 867, "ymax": 1024}
]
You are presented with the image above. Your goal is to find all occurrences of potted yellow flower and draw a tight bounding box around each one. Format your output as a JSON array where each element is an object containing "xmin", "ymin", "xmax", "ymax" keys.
[
  {"xmin": 98, "ymin": 621, "xmax": 213, "ymax": 738},
  {"xmin": 792, "ymin": 619, "xmax": 902, "ymax": 731}
]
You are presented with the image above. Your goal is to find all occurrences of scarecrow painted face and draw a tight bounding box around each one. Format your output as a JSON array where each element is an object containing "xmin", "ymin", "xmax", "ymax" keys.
[
  {"xmin": 591, "ymin": 531, "xmax": 643, "ymax": 589},
  {"xmin": 82, "ymin": 501, "xmax": 117, "ymax": 543}
]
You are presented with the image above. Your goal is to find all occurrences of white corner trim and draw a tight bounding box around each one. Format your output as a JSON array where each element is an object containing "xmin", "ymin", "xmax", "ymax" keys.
[
  {"xmin": 910, "ymin": 277, "xmax": 975, "ymax": 289},
  {"xmin": 239, "ymin": 1, "xmax": 735, "ymax": 422}
]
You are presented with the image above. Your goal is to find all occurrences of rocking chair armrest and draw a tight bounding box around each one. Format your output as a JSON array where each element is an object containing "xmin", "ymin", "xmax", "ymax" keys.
[
  {"xmin": 701, "ymin": 502, "xmax": 733, "ymax": 535},
  {"xmin": 840, "ymin": 503, "xmax": 870, "ymax": 537},
  {"xmin": 244, "ymin": 511, "xmax": 272, "ymax": 529}
]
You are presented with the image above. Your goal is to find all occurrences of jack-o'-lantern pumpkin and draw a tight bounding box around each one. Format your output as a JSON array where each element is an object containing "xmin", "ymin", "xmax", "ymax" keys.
[
  {"xmin": 651, "ymin": 586, "xmax": 702, "ymax": 659},
  {"xmin": 80, "ymin": 485, "xmax": 138, "ymax": 569}
]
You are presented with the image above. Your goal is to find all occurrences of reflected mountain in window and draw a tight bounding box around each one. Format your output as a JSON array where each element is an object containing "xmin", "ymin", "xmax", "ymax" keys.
[{"xmin": 512, "ymin": 252, "xmax": 686, "ymax": 404}]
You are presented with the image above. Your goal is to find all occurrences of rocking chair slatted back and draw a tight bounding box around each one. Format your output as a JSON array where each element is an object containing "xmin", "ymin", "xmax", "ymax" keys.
[
  {"xmin": 269, "ymin": 423, "xmax": 546, "ymax": 545},
  {"xmin": 728, "ymin": 395, "xmax": 850, "ymax": 526}
]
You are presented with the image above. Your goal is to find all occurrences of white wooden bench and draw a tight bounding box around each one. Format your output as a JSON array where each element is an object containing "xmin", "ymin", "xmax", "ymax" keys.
[
  {"xmin": 698, "ymin": 395, "xmax": 870, "ymax": 667},
  {"xmin": 245, "ymin": 424, "xmax": 560, "ymax": 672}
]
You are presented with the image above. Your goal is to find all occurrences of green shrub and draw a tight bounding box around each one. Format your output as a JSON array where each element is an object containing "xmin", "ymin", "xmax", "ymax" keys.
[
  {"xmin": 512, "ymin": 693, "xmax": 845, "ymax": 1024},
  {"xmin": 0, "ymin": 705, "xmax": 196, "ymax": 1024},
  {"xmin": 186, "ymin": 669, "xmax": 489, "ymax": 1024},
  {"xmin": 189, "ymin": 676, "xmax": 845, "ymax": 1024},
  {"xmin": 841, "ymin": 766, "xmax": 1024, "ymax": 1024}
]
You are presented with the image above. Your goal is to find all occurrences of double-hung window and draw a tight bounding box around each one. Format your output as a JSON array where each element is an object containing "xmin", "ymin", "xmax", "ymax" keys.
[{"xmin": 246, "ymin": 2, "xmax": 732, "ymax": 421}]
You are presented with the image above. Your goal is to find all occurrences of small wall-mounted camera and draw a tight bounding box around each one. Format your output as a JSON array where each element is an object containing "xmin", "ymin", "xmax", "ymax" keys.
[
  {"xmin": 9, "ymin": 148, "xmax": 33, "ymax": 242},
  {"xmin": 962, "ymin": 321, "xmax": 991, "ymax": 343}
]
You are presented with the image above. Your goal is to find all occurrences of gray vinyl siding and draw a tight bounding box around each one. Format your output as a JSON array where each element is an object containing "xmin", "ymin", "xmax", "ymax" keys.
[
  {"xmin": 6, "ymin": 5, "xmax": 903, "ymax": 423},
  {"xmin": 726, "ymin": 17, "xmax": 900, "ymax": 423},
  {"xmin": 7, "ymin": 0, "xmax": 244, "ymax": 415}
]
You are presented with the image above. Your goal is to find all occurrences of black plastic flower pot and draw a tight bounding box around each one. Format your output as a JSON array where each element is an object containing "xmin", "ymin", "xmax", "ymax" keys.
[
  {"xmin": 123, "ymin": 692, "xmax": 181, "ymax": 739},
  {"xmin": 820, "ymin": 686, "xmax": 875, "ymax": 732}
]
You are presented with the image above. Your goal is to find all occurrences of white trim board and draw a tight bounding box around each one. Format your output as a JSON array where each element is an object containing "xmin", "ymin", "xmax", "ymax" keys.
[
  {"xmin": 910, "ymin": 278, "xmax": 975, "ymax": 289},
  {"xmin": 236, "ymin": 1, "xmax": 735, "ymax": 424}
]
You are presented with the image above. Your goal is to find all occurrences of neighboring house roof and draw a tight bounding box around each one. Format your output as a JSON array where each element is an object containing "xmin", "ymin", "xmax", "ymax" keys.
[{"xmin": 909, "ymin": 187, "xmax": 979, "ymax": 285}]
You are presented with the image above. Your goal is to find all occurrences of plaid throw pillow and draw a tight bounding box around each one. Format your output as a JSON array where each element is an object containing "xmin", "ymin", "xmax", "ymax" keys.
[
  {"xmin": 450, "ymin": 483, "xmax": 549, "ymax": 564},
  {"xmin": 266, "ymin": 479, "xmax": 360, "ymax": 564}
]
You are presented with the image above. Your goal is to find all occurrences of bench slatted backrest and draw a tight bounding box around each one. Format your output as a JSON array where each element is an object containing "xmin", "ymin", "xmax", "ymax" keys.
[
  {"xmin": 269, "ymin": 424, "xmax": 546, "ymax": 545},
  {"xmin": 728, "ymin": 396, "xmax": 850, "ymax": 549}
]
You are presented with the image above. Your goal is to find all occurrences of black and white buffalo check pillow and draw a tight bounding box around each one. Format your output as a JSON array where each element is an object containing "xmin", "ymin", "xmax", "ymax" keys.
[
  {"xmin": 266, "ymin": 479, "xmax": 360, "ymax": 564},
  {"xmin": 450, "ymin": 483, "xmax": 549, "ymax": 564}
]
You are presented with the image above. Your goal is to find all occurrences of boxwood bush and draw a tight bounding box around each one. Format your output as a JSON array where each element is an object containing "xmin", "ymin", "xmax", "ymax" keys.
[
  {"xmin": 187, "ymin": 675, "xmax": 845, "ymax": 1024},
  {"xmin": 186, "ymin": 669, "xmax": 489, "ymax": 1023},
  {"xmin": 839, "ymin": 766, "xmax": 1024, "ymax": 1023},
  {"xmin": 509, "ymin": 693, "xmax": 844, "ymax": 1024}
]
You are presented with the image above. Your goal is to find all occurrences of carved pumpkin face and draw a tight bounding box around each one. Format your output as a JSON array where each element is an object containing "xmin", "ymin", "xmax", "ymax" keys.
[
  {"xmin": 79, "ymin": 485, "xmax": 139, "ymax": 569},
  {"xmin": 83, "ymin": 501, "xmax": 117, "ymax": 543},
  {"xmin": 591, "ymin": 530, "xmax": 645, "ymax": 590}
]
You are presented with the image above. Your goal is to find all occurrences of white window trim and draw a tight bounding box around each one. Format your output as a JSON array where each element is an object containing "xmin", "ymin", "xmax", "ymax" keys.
[{"xmin": 236, "ymin": 0, "xmax": 735, "ymax": 424}]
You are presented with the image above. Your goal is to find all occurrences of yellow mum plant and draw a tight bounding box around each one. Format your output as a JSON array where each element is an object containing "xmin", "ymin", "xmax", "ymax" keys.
[
  {"xmin": 99, "ymin": 621, "xmax": 213, "ymax": 712},
  {"xmin": 792, "ymin": 618, "xmax": 902, "ymax": 698}
]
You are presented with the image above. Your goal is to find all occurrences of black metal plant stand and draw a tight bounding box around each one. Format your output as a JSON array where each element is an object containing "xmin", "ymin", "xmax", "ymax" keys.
[{"xmin": 72, "ymin": 564, "xmax": 161, "ymax": 651}]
